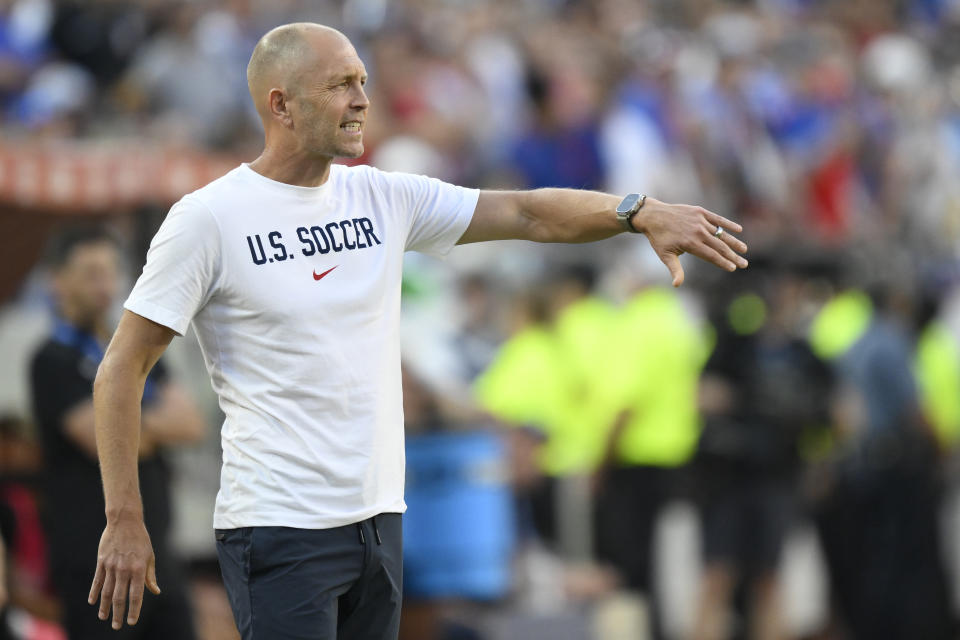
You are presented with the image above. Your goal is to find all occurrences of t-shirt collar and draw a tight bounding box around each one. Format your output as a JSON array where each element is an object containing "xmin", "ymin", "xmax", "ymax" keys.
[{"xmin": 238, "ymin": 163, "xmax": 337, "ymax": 197}]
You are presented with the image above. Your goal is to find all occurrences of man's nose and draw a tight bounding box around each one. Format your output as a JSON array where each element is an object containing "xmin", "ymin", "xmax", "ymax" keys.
[{"xmin": 351, "ymin": 86, "xmax": 370, "ymax": 110}]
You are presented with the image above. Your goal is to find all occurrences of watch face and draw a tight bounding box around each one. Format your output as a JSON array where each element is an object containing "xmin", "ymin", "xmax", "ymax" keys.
[{"xmin": 617, "ymin": 193, "xmax": 641, "ymax": 214}]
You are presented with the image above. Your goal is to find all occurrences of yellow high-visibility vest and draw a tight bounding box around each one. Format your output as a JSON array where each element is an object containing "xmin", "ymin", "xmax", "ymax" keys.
[
  {"xmin": 916, "ymin": 321, "xmax": 960, "ymax": 448},
  {"xmin": 474, "ymin": 297, "xmax": 621, "ymax": 475},
  {"xmin": 809, "ymin": 290, "xmax": 873, "ymax": 361},
  {"xmin": 474, "ymin": 324, "xmax": 567, "ymax": 432},
  {"xmin": 608, "ymin": 288, "xmax": 709, "ymax": 467}
]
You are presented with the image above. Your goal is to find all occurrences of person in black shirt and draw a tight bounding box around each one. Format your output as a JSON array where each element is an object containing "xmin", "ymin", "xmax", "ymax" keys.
[
  {"xmin": 691, "ymin": 267, "xmax": 834, "ymax": 640},
  {"xmin": 30, "ymin": 227, "xmax": 204, "ymax": 639}
]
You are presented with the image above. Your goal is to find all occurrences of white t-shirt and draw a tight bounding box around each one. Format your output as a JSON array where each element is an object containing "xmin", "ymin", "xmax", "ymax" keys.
[{"xmin": 124, "ymin": 163, "xmax": 478, "ymax": 529}]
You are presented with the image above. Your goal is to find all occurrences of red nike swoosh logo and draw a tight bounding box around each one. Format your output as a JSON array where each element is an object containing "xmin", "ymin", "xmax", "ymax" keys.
[{"xmin": 313, "ymin": 266, "xmax": 338, "ymax": 281}]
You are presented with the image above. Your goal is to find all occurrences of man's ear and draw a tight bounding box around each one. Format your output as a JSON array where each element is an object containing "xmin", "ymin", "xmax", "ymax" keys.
[{"xmin": 268, "ymin": 88, "xmax": 294, "ymax": 128}]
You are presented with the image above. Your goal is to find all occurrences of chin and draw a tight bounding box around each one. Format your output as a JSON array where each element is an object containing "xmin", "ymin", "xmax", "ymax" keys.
[{"xmin": 338, "ymin": 142, "xmax": 365, "ymax": 159}]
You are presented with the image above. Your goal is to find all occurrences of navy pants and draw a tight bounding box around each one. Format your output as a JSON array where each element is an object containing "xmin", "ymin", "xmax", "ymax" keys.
[{"xmin": 216, "ymin": 514, "xmax": 403, "ymax": 640}]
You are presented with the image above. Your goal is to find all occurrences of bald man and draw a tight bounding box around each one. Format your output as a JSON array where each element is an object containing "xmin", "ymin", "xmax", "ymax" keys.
[{"xmin": 88, "ymin": 23, "xmax": 748, "ymax": 639}]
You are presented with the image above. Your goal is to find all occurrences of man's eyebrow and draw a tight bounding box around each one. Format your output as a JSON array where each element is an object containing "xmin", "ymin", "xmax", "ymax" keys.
[{"xmin": 329, "ymin": 70, "xmax": 368, "ymax": 83}]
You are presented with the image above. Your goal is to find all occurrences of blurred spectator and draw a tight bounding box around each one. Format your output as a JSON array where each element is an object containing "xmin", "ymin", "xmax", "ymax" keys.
[
  {"xmin": 592, "ymin": 285, "xmax": 707, "ymax": 640},
  {"xmin": 11, "ymin": 60, "xmax": 94, "ymax": 134},
  {"xmin": 691, "ymin": 264, "xmax": 834, "ymax": 640},
  {"xmin": 476, "ymin": 269, "xmax": 620, "ymax": 552},
  {"xmin": 0, "ymin": 0, "xmax": 51, "ymax": 107},
  {"xmin": 48, "ymin": 0, "xmax": 148, "ymax": 89},
  {"xmin": 29, "ymin": 227, "xmax": 204, "ymax": 640},
  {"xmin": 474, "ymin": 287, "xmax": 565, "ymax": 545},
  {"xmin": 510, "ymin": 65, "xmax": 606, "ymax": 190},
  {"xmin": 810, "ymin": 283, "xmax": 954, "ymax": 640},
  {"xmin": 0, "ymin": 523, "xmax": 8, "ymax": 640},
  {"xmin": 400, "ymin": 368, "xmax": 501, "ymax": 640},
  {"xmin": 450, "ymin": 273, "xmax": 502, "ymax": 385},
  {"xmin": 0, "ymin": 414, "xmax": 56, "ymax": 624},
  {"xmin": 119, "ymin": 2, "xmax": 255, "ymax": 148},
  {"xmin": 915, "ymin": 290, "xmax": 960, "ymax": 450}
]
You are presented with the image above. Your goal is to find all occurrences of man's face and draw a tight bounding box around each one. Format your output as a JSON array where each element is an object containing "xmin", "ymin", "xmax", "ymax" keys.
[
  {"xmin": 288, "ymin": 38, "xmax": 369, "ymax": 159},
  {"xmin": 53, "ymin": 241, "xmax": 120, "ymax": 325}
]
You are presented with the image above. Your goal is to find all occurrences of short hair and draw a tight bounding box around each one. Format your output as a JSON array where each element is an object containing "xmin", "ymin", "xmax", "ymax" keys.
[{"xmin": 46, "ymin": 225, "xmax": 120, "ymax": 270}]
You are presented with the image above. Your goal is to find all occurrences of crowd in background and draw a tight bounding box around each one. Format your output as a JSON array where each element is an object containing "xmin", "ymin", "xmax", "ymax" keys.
[{"xmin": 2, "ymin": 0, "xmax": 960, "ymax": 638}]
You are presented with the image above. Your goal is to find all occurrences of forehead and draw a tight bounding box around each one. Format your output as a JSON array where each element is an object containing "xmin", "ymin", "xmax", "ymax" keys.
[
  {"xmin": 304, "ymin": 36, "xmax": 367, "ymax": 79},
  {"xmin": 324, "ymin": 52, "xmax": 367, "ymax": 78}
]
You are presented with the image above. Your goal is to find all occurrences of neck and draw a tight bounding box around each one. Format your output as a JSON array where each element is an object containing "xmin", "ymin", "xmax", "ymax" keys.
[{"xmin": 248, "ymin": 144, "xmax": 333, "ymax": 187}]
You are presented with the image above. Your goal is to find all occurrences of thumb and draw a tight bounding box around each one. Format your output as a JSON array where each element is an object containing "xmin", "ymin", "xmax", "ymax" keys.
[
  {"xmin": 660, "ymin": 252, "xmax": 685, "ymax": 287},
  {"xmin": 145, "ymin": 557, "xmax": 161, "ymax": 595}
]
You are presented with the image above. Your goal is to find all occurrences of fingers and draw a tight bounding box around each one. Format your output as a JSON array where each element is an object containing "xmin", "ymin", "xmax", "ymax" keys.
[
  {"xmin": 660, "ymin": 252, "xmax": 685, "ymax": 287},
  {"xmin": 705, "ymin": 233, "xmax": 748, "ymax": 270},
  {"xmin": 146, "ymin": 556, "xmax": 161, "ymax": 595},
  {"xmin": 98, "ymin": 568, "xmax": 115, "ymax": 621},
  {"xmin": 127, "ymin": 576, "xmax": 146, "ymax": 626},
  {"xmin": 702, "ymin": 209, "xmax": 743, "ymax": 234},
  {"xmin": 111, "ymin": 571, "xmax": 130, "ymax": 630},
  {"xmin": 719, "ymin": 228, "xmax": 748, "ymax": 255},
  {"xmin": 646, "ymin": 202, "xmax": 747, "ymax": 283},
  {"xmin": 93, "ymin": 560, "xmax": 153, "ymax": 629},
  {"xmin": 88, "ymin": 561, "xmax": 105, "ymax": 605},
  {"xmin": 700, "ymin": 234, "xmax": 746, "ymax": 272}
]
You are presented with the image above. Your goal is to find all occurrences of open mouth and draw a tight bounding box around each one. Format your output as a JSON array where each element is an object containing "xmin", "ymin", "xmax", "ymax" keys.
[{"xmin": 341, "ymin": 121, "xmax": 362, "ymax": 134}]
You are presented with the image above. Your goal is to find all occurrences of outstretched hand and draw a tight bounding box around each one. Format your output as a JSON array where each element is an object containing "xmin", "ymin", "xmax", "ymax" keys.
[
  {"xmin": 89, "ymin": 516, "xmax": 161, "ymax": 630},
  {"xmin": 634, "ymin": 198, "xmax": 748, "ymax": 286}
]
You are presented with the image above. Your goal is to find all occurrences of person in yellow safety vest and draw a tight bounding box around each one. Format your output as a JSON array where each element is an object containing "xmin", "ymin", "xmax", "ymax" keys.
[
  {"xmin": 544, "ymin": 266, "xmax": 622, "ymax": 476},
  {"xmin": 473, "ymin": 289, "xmax": 567, "ymax": 443},
  {"xmin": 474, "ymin": 267, "xmax": 620, "ymax": 545},
  {"xmin": 592, "ymin": 285, "xmax": 709, "ymax": 640},
  {"xmin": 600, "ymin": 287, "xmax": 709, "ymax": 467}
]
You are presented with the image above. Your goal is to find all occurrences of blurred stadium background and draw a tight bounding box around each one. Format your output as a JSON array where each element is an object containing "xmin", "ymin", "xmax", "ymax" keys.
[{"xmin": 2, "ymin": 0, "xmax": 960, "ymax": 638}]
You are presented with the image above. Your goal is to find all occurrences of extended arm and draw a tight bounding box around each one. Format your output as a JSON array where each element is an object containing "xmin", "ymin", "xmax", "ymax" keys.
[
  {"xmin": 459, "ymin": 189, "xmax": 748, "ymax": 286},
  {"xmin": 88, "ymin": 310, "xmax": 176, "ymax": 630}
]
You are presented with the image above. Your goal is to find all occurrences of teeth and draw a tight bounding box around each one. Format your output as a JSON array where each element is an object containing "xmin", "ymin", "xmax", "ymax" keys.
[{"xmin": 342, "ymin": 122, "xmax": 360, "ymax": 132}]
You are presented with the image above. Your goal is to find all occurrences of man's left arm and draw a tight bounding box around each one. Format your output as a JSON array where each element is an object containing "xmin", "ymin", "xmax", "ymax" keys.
[{"xmin": 458, "ymin": 189, "xmax": 748, "ymax": 286}]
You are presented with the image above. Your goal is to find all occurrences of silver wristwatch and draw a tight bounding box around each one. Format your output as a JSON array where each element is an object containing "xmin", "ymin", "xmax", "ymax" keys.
[{"xmin": 616, "ymin": 193, "xmax": 646, "ymax": 233}]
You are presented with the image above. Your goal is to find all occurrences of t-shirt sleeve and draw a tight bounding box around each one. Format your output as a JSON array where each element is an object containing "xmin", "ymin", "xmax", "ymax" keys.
[
  {"xmin": 124, "ymin": 196, "xmax": 222, "ymax": 336},
  {"xmin": 367, "ymin": 167, "xmax": 479, "ymax": 258}
]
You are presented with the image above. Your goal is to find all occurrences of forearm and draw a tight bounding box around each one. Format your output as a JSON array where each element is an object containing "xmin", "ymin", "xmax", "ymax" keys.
[
  {"xmin": 93, "ymin": 361, "xmax": 148, "ymax": 521},
  {"xmin": 519, "ymin": 188, "xmax": 622, "ymax": 244}
]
